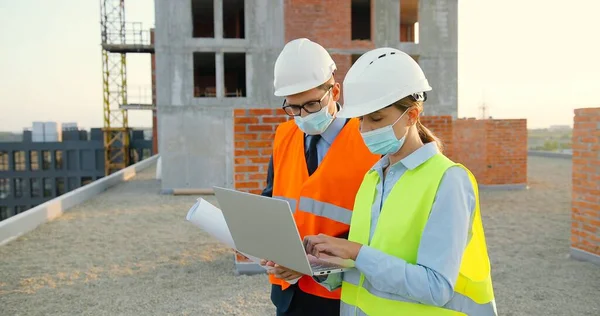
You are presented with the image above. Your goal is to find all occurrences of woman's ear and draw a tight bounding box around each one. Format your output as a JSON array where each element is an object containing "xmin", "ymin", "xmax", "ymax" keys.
[{"xmin": 407, "ymin": 107, "xmax": 420, "ymax": 125}]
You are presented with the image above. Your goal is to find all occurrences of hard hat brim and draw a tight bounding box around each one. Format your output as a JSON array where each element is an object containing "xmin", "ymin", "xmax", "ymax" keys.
[
  {"xmin": 339, "ymin": 84, "xmax": 432, "ymax": 118},
  {"xmin": 274, "ymin": 75, "xmax": 334, "ymax": 97}
]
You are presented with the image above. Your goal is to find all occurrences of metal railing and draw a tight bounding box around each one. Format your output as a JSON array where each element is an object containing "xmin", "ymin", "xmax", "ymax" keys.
[{"xmin": 102, "ymin": 22, "xmax": 152, "ymax": 46}]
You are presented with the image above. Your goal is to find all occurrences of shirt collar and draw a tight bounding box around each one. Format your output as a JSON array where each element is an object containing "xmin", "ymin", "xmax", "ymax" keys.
[{"xmin": 371, "ymin": 142, "xmax": 440, "ymax": 172}]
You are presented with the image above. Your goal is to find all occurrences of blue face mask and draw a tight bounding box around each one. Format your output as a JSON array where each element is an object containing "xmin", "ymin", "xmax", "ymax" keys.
[
  {"xmin": 361, "ymin": 111, "xmax": 408, "ymax": 155},
  {"xmin": 294, "ymin": 105, "xmax": 334, "ymax": 135}
]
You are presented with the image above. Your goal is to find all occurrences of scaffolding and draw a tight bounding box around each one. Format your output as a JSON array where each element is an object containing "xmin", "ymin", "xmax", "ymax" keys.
[{"xmin": 100, "ymin": 0, "xmax": 154, "ymax": 175}]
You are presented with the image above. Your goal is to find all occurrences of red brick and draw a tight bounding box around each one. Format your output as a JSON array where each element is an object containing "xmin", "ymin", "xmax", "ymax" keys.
[
  {"xmin": 262, "ymin": 116, "xmax": 288, "ymax": 124},
  {"xmin": 249, "ymin": 173, "xmax": 267, "ymax": 180},
  {"xmin": 234, "ymin": 157, "xmax": 248, "ymax": 165},
  {"xmin": 247, "ymin": 141, "xmax": 272, "ymax": 148},
  {"xmin": 571, "ymin": 107, "xmax": 600, "ymax": 256},
  {"xmin": 235, "ymin": 181, "xmax": 260, "ymax": 189},
  {"xmin": 236, "ymin": 133, "xmax": 258, "ymax": 140},
  {"xmin": 249, "ymin": 156, "xmax": 271, "ymax": 164},
  {"xmin": 259, "ymin": 133, "xmax": 276, "ymax": 140},
  {"xmin": 235, "ymin": 165, "xmax": 259, "ymax": 173},
  {"xmin": 234, "ymin": 149, "xmax": 259, "ymax": 157},
  {"xmin": 261, "ymin": 148, "xmax": 273, "ymax": 156},
  {"xmin": 248, "ymin": 125, "xmax": 274, "ymax": 132},
  {"xmin": 235, "ymin": 117, "xmax": 259, "ymax": 124},
  {"xmin": 249, "ymin": 109, "xmax": 275, "ymax": 116}
]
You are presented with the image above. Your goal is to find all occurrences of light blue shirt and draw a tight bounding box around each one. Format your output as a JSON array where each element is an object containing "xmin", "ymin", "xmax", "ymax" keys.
[
  {"xmin": 304, "ymin": 116, "xmax": 347, "ymax": 162},
  {"xmin": 321, "ymin": 142, "xmax": 476, "ymax": 307}
]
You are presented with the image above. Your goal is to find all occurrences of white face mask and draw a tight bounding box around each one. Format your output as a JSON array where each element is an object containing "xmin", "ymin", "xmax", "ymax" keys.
[
  {"xmin": 294, "ymin": 106, "xmax": 335, "ymax": 135},
  {"xmin": 360, "ymin": 110, "xmax": 408, "ymax": 155}
]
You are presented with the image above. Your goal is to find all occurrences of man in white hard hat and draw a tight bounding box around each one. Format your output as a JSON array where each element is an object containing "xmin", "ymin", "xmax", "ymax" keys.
[{"xmin": 259, "ymin": 38, "xmax": 379, "ymax": 315}]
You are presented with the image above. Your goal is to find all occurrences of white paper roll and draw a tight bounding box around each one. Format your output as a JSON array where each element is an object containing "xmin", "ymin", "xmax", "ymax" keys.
[{"xmin": 185, "ymin": 198, "xmax": 265, "ymax": 266}]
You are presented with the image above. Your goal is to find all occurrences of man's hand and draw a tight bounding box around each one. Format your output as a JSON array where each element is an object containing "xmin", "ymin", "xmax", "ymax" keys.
[
  {"xmin": 260, "ymin": 259, "xmax": 304, "ymax": 281},
  {"xmin": 304, "ymin": 233, "xmax": 362, "ymax": 261}
]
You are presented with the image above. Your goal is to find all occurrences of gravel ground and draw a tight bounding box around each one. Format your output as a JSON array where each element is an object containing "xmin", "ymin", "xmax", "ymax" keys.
[{"xmin": 0, "ymin": 156, "xmax": 599, "ymax": 316}]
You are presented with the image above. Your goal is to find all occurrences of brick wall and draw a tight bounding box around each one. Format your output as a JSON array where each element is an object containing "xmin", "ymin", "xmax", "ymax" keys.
[
  {"xmin": 453, "ymin": 119, "xmax": 527, "ymax": 186},
  {"xmin": 233, "ymin": 109, "xmax": 290, "ymax": 194},
  {"xmin": 485, "ymin": 119, "xmax": 528, "ymax": 185},
  {"xmin": 453, "ymin": 119, "xmax": 487, "ymax": 181},
  {"xmin": 284, "ymin": 0, "xmax": 375, "ymax": 50},
  {"xmin": 233, "ymin": 114, "xmax": 528, "ymax": 191},
  {"xmin": 420, "ymin": 116, "xmax": 453, "ymax": 160},
  {"xmin": 571, "ymin": 107, "xmax": 600, "ymax": 258}
]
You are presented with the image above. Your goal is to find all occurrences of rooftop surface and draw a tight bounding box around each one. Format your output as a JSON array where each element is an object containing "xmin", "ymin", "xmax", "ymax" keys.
[{"xmin": 1, "ymin": 156, "xmax": 599, "ymax": 315}]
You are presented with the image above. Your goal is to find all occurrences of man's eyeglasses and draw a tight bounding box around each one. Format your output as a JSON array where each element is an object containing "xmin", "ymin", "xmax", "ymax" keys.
[{"xmin": 282, "ymin": 87, "xmax": 332, "ymax": 116}]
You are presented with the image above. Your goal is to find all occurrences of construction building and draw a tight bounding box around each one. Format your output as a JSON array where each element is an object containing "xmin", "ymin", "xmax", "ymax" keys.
[{"xmin": 154, "ymin": 0, "xmax": 458, "ymax": 191}]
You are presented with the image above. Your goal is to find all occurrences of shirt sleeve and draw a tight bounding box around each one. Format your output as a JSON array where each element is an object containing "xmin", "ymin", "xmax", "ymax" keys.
[
  {"xmin": 354, "ymin": 166, "xmax": 476, "ymax": 306},
  {"xmin": 261, "ymin": 155, "xmax": 274, "ymax": 198}
]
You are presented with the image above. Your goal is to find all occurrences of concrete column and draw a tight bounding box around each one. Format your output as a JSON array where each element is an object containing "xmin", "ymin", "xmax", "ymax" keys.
[
  {"xmin": 374, "ymin": 0, "xmax": 400, "ymax": 47},
  {"xmin": 417, "ymin": 0, "xmax": 458, "ymax": 117},
  {"xmin": 216, "ymin": 53, "xmax": 224, "ymax": 98},
  {"xmin": 7, "ymin": 150, "xmax": 14, "ymax": 172},
  {"xmin": 214, "ymin": 0, "xmax": 224, "ymax": 39}
]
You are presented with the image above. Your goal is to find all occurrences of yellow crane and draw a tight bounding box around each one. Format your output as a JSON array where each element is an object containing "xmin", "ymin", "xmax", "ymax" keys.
[{"xmin": 99, "ymin": 0, "xmax": 154, "ymax": 175}]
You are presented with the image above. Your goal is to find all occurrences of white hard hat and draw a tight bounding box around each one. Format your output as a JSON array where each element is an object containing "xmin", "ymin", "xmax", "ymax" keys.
[
  {"xmin": 337, "ymin": 48, "xmax": 432, "ymax": 118},
  {"xmin": 273, "ymin": 38, "xmax": 337, "ymax": 97}
]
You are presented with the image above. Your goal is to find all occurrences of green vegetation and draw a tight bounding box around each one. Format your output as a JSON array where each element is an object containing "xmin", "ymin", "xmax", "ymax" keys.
[
  {"xmin": 528, "ymin": 127, "xmax": 572, "ymax": 151},
  {"xmin": 0, "ymin": 132, "xmax": 22, "ymax": 142}
]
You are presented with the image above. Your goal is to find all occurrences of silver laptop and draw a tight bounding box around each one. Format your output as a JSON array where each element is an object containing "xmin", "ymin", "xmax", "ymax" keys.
[{"xmin": 213, "ymin": 186, "xmax": 353, "ymax": 276}]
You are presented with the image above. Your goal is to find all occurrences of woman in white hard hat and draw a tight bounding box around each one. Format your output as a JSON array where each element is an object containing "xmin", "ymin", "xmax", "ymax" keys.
[{"xmin": 303, "ymin": 48, "xmax": 497, "ymax": 316}]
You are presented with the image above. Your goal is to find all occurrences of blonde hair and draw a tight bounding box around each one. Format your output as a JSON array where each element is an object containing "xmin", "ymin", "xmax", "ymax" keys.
[{"xmin": 392, "ymin": 96, "xmax": 444, "ymax": 152}]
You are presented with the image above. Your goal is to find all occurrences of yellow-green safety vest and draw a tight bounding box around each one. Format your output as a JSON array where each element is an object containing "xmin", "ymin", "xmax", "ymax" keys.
[{"xmin": 340, "ymin": 153, "xmax": 497, "ymax": 316}]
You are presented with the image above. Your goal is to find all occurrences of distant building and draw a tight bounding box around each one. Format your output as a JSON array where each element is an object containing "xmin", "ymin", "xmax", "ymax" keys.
[
  {"xmin": 0, "ymin": 127, "xmax": 154, "ymax": 221},
  {"xmin": 30, "ymin": 121, "xmax": 62, "ymax": 142}
]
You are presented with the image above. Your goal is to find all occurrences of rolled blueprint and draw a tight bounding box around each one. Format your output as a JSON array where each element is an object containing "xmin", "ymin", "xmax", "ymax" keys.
[{"xmin": 185, "ymin": 198, "xmax": 265, "ymax": 266}]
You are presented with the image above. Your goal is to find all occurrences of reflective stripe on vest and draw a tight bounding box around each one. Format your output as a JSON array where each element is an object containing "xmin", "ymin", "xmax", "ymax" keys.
[
  {"xmin": 341, "ymin": 153, "xmax": 496, "ymax": 315},
  {"xmin": 340, "ymin": 301, "xmax": 368, "ymax": 316},
  {"xmin": 342, "ymin": 273, "xmax": 497, "ymax": 315},
  {"xmin": 299, "ymin": 197, "xmax": 353, "ymax": 225},
  {"xmin": 273, "ymin": 195, "xmax": 297, "ymax": 213},
  {"xmin": 273, "ymin": 196, "xmax": 353, "ymax": 225}
]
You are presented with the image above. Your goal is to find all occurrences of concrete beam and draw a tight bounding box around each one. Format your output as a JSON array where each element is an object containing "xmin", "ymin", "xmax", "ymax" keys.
[
  {"xmin": 571, "ymin": 247, "xmax": 600, "ymax": 266},
  {"xmin": 528, "ymin": 151, "xmax": 573, "ymax": 159}
]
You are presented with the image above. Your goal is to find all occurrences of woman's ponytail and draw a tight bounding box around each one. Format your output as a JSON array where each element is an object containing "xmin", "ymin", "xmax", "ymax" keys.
[{"xmin": 416, "ymin": 120, "xmax": 443, "ymax": 152}]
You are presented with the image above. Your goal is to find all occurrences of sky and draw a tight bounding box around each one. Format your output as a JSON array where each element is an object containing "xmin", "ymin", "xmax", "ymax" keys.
[{"xmin": 1, "ymin": 0, "xmax": 599, "ymax": 132}]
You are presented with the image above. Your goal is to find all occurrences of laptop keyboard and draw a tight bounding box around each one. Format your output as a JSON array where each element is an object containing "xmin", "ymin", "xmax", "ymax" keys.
[{"xmin": 311, "ymin": 262, "xmax": 343, "ymax": 272}]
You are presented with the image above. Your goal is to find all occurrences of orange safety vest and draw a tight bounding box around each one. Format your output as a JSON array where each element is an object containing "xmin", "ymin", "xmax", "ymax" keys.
[{"xmin": 270, "ymin": 118, "xmax": 380, "ymax": 300}]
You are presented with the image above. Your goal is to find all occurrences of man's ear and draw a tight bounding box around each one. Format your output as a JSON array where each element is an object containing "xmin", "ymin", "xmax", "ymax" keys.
[{"xmin": 332, "ymin": 82, "xmax": 341, "ymax": 102}]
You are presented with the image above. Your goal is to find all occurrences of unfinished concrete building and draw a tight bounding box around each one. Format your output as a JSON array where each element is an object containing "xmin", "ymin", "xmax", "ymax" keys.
[{"xmin": 154, "ymin": 0, "xmax": 458, "ymax": 191}]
